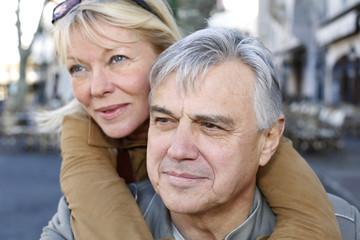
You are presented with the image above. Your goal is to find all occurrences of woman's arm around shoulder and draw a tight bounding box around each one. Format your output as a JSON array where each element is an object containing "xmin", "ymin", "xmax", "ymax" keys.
[
  {"xmin": 257, "ymin": 136, "xmax": 342, "ymax": 239},
  {"xmin": 60, "ymin": 115, "xmax": 153, "ymax": 240}
]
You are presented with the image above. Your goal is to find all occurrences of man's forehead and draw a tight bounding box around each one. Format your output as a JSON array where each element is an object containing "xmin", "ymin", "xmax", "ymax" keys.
[
  {"xmin": 150, "ymin": 62, "xmax": 256, "ymax": 126},
  {"xmin": 151, "ymin": 60, "xmax": 255, "ymax": 101}
]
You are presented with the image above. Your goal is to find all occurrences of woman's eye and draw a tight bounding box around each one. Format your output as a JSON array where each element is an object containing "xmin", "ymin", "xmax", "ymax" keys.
[
  {"xmin": 110, "ymin": 55, "xmax": 125, "ymax": 64},
  {"xmin": 69, "ymin": 65, "xmax": 84, "ymax": 74}
]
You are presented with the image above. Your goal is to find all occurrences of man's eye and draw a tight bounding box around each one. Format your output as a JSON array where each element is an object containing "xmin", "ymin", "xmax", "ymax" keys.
[
  {"xmin": 203, "ymin": 122, "xmax": 221, "ymax": 130},
  {"xmin": 153, "ymin": 117, "xmax": 176, "ymax": 131},
  {"xmin": 110, "ymin": 55, "xmax": 125, "ymax": 64},
  {"xmin": 69, "ymin": 65, "xmax": 84, "ymax": 74},
  {"xmin": 155, "ymin": 117, "xmax": 171, "ymax": 124}
]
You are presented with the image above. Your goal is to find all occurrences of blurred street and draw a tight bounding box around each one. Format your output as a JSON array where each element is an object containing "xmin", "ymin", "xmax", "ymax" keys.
[
  {"xmin": 304, "ymin": 137, "xmax": 360, "ymax": 210},
  {"xmin": 0, "ymin": 146, "xmax": 62, "ymax": 240},
  {"xmin": 0, "ymin": 136, "xmax": 359, "ymax": 240}
]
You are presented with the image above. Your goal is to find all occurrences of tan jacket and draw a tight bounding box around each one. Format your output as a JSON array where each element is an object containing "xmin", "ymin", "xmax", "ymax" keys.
[{"xmin": 60, "ymin": 115, "xmax": 341, "ymax": 240}]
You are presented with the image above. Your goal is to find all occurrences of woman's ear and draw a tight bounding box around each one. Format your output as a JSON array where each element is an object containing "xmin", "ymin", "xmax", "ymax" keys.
[{"xmin": 259, "ymin": 115, "xmax": 285, "ymax": 166}]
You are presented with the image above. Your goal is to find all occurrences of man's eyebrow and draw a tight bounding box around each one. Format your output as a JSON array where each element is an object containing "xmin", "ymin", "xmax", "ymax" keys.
[
  {"xmin": 150, "ymin": 105, "xmax": 174, "ymax": 116},
  {"xmin": 191, "ymin": 114, "xmax": 235, "ymax": 127},
  {"xmin": 150, "ymin": 106, "xmax": 235, "ymax": 128}
]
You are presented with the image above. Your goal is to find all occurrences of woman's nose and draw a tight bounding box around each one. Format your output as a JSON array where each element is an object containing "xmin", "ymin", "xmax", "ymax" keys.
[{"xmin": 90, "ymin": 68, "xmax": 115, "ymax": 97}]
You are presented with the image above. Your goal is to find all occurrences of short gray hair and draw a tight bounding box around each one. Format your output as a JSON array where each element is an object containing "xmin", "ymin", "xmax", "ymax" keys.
[{"xmin": 149, "ymin": 27, "xmax": 282, "ymax": 130}]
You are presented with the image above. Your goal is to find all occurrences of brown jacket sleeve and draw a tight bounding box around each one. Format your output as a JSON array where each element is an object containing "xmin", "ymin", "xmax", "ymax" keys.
[
  {"xmin": 257, "ymin": 137, "xmax": 342, "ymax": 239},
  {"xmin": 60, "ymin": 115, "xmax": 153, "ymax": 240}
]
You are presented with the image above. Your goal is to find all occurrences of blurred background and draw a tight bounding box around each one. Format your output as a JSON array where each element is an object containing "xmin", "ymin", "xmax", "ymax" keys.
[{"xmin": 0, "ymin": 0, "xmax": 359, "ymax": 239}]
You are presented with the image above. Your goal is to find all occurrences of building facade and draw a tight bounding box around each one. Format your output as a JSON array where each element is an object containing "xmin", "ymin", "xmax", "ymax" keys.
[{"xmin": 258, "ymin": 0, "xmax": 360, "ymax": 106}]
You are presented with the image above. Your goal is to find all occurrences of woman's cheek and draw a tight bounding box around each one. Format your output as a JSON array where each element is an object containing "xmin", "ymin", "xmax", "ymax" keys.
[{"xmin": 72, "ymin": 80, "xmax": 90, "ymax": 106}]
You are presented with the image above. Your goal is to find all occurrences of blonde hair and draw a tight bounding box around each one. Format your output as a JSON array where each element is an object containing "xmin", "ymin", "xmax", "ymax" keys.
[{"xmin": 38, "ymin": 0, "xmax": 182, "ymax": 133}]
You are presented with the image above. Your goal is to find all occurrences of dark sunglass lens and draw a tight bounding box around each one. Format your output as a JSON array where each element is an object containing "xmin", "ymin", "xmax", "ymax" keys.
[{"xmin": 52, "ymin": 0, "xmax": 81, "ymax": 23}]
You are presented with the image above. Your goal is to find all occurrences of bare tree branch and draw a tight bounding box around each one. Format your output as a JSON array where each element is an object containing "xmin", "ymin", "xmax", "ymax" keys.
[{"xmin": 13, "ymin": 0, "xmax": 50, "ymax": 111}]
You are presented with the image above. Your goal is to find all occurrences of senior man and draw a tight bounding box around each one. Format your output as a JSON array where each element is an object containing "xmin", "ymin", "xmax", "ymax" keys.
[
  {"xmin": 145, "ymin": 26, "xmax": 284, "ymax": 239},
  {"xmin": 145, "ymin": 27, "xmax": 358, "ymax": 239},
  {"xmin": 42, "ymin": 27, "xmax": 359, "ymax": 240}
]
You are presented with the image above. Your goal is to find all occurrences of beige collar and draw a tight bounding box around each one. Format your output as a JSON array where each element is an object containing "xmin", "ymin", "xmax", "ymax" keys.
[{"xmin": 87, "ymin": 116, "xmax": 147, "ymax": 149}]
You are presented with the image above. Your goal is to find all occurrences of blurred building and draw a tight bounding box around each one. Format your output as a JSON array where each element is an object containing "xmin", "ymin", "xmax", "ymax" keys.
[{"xmin": 258, "ymin": 0, "xmax": 360, "ymax": 106}]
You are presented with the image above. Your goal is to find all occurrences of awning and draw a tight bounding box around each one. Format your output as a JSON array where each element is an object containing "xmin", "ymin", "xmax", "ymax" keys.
[{"xmin": 317, "ymin": 10, "xmax": 359, "ymax": 46}]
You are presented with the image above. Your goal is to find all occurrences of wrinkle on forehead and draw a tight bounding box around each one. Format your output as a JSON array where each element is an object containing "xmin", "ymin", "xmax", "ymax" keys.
[
  {"xmin": 151, "ymin": 60, "xmax": 257, "ymax": 120},
  {"xmin": 170, "ymin": 60, "xmax": 256, "ymax": 100}
]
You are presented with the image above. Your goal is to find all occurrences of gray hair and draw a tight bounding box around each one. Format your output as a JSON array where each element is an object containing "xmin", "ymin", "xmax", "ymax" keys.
[{"xmin": 149, "ymin": 27, "xmax": 282, "ymax": 131}]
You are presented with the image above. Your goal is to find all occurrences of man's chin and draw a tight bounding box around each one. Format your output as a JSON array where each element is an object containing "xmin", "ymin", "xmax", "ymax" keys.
[{"xmin": 159, "ymin": 188, "xmax": 205, "ymax": 214}]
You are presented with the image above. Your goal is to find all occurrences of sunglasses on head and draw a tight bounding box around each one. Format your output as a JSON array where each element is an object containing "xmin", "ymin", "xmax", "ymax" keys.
[{"xmin": 52, "ymin": 0, "xmax": 162, "ymax": 24}]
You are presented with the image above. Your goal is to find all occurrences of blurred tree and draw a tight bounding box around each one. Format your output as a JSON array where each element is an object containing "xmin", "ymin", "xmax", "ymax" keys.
[
  {"xmin": 167, "ymin": 0, "xmax": 178, "ymax": 18},
  {"xmin": 14, "ymin": 0, "xmax": 49, "ymax": 111},
  {"xmin": 173, "ymin": 0, "xmax": 217, "ymax": 35}
]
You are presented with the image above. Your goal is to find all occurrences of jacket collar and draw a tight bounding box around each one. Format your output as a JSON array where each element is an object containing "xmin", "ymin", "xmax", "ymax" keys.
[
  {"xmin": 140, "ymin": 184, "xmax": 275, "ymax": 240},
  {"xmin": 87, "ymin": 117, "xmax": 147, "ymax": 149}
]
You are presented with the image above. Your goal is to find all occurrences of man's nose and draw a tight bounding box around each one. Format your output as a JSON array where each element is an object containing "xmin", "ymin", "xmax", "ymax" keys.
[
  {"xmin": 90, "ymin": 67, "xmax": 115, "ymax": 97},
  {"xmin": 167, "ymin": 123, "xmax": 199, "ymax": 161}
]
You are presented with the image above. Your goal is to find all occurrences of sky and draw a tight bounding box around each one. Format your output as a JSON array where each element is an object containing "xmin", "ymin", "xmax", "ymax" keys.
[
  {"xmin": 0, "ymin": 1, "xmax": 20, "ymax": 64},
  {"xmin": 209, "ymin": 0, "xmax": 259, "ymax": 34},
  {"xmin": 0, "ymin": 0, "xmax": 52, "ymax": 64}
]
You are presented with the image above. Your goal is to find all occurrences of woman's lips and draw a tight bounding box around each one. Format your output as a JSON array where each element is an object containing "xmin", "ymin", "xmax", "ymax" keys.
[{"xmin": 95, "ymin": 103, "xmax": 129, "ymax": 120}]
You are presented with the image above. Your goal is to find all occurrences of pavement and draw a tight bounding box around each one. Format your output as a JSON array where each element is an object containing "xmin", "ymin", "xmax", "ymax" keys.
[
  {"xmin": 304, "ymin": 137, "xmax": 360, "ymax": 210},
  {"xmin": 0, "ymin": 148, "xmax": 62, "ymax": 240},
  {"xmin": 0, "ymin": 136, "xmax": 359, "ymax": 240}
]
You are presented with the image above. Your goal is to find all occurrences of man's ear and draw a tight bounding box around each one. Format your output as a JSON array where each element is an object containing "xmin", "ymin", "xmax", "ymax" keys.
[{"xmin": 259, "ymin": 115, "xmax": 285, "ymax": 167}]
